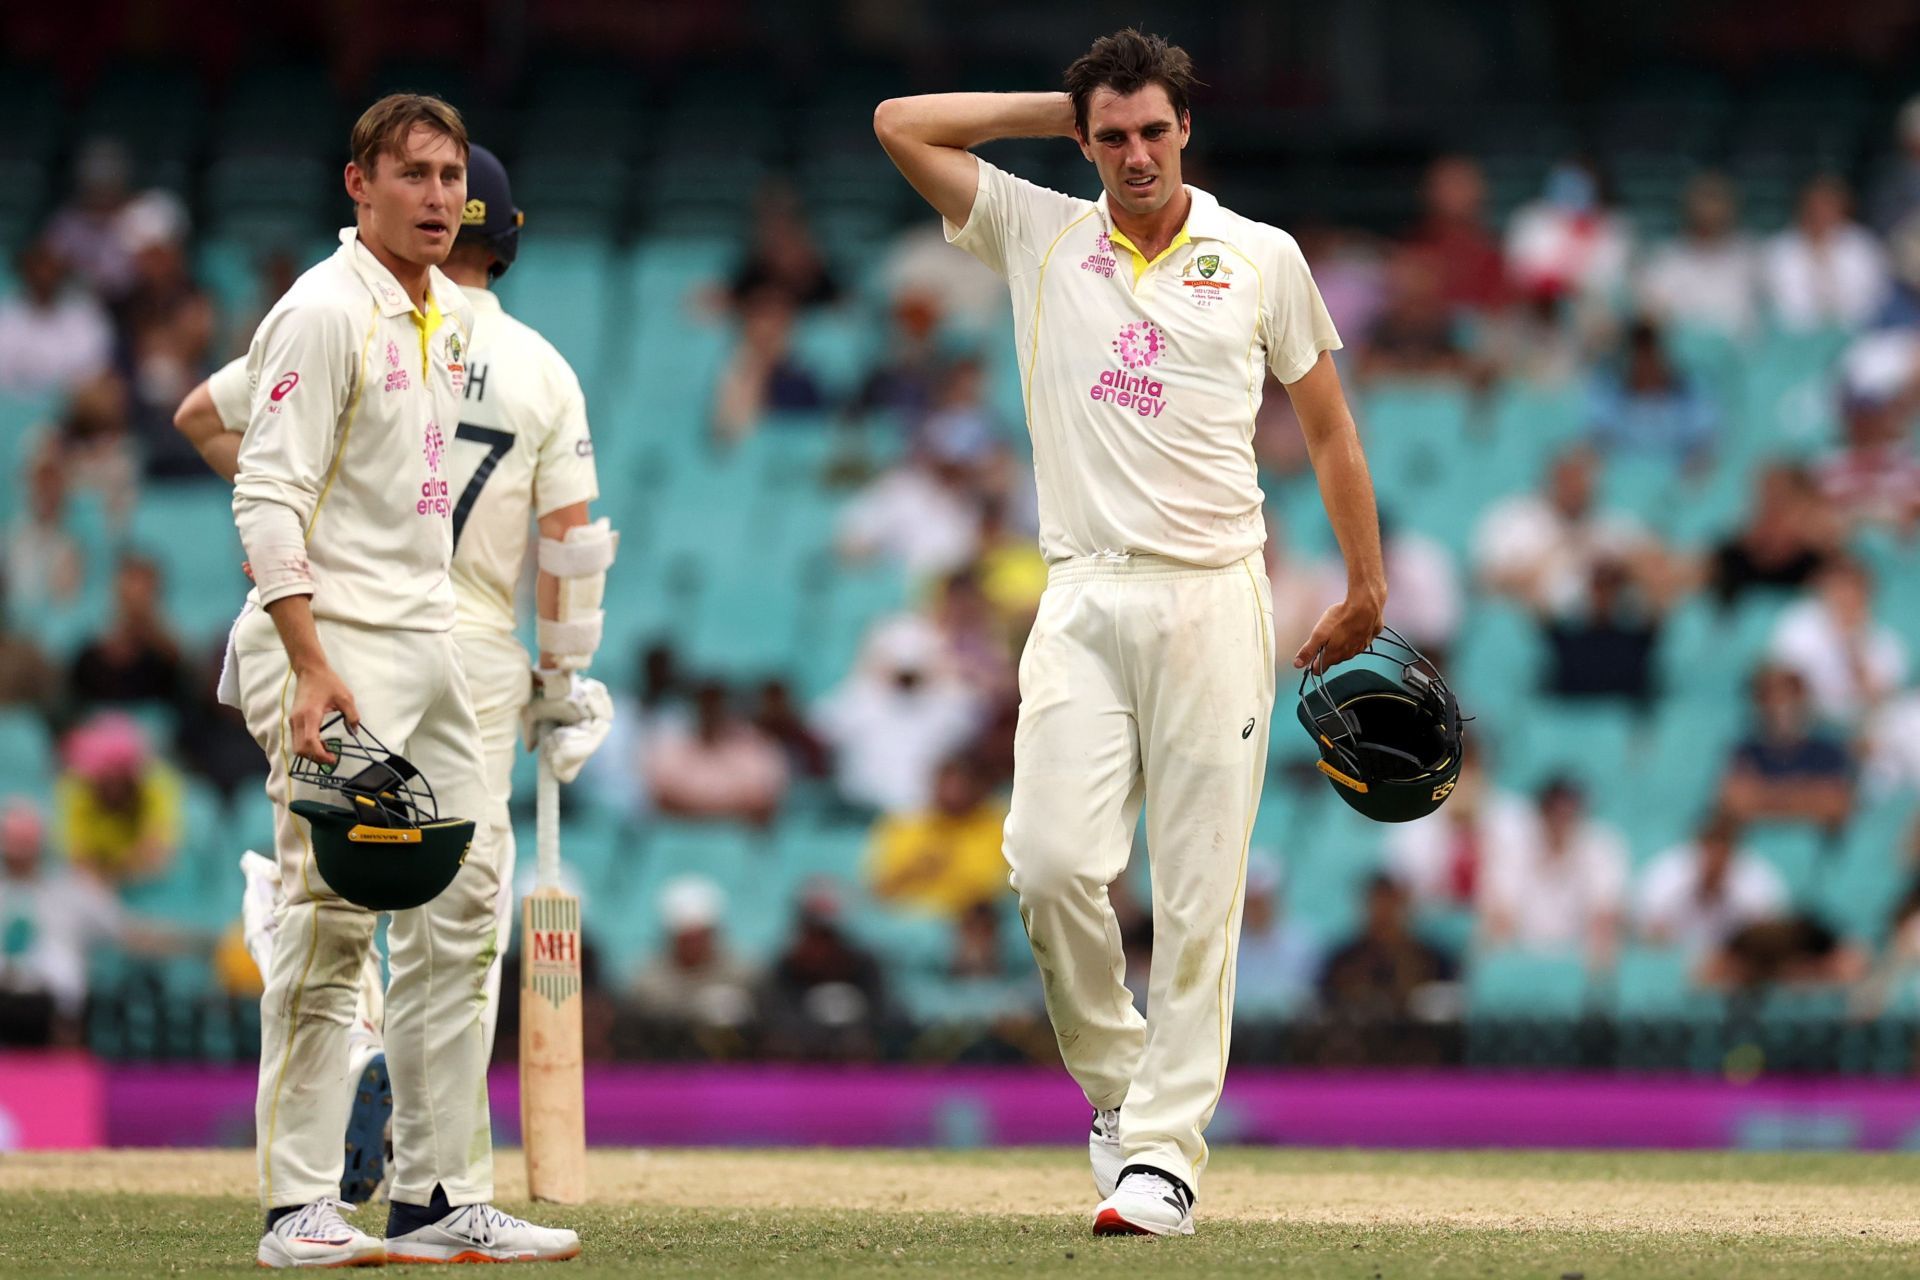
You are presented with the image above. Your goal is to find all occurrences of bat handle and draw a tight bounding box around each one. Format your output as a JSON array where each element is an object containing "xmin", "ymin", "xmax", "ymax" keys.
[{"xmin": 535, "ymin": 727, "xmax": 561, "ymax": 889}]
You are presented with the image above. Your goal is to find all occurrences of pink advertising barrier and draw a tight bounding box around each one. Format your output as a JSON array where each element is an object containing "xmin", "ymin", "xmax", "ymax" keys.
[{"xmin": 0, "ymin": 1051, "xmax": 107, "ymax": 1150}]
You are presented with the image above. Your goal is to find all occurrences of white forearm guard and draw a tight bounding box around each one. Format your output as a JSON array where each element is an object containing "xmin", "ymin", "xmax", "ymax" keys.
[{"xmin": 535, "ymin": 516, "xmax": 619, "ymax": 671}]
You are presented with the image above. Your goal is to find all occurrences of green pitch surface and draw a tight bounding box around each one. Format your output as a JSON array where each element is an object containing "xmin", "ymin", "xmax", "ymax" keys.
[{"xmin": 3, "ymin": 1148, "xmax": 1918, "ymax": 1277}]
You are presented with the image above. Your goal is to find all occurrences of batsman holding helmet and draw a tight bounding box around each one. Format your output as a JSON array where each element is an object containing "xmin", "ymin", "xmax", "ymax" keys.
[
  {"xmin": 877, "ymin": 30, "xmax": 1388, "ymax": 1236},
  {"xmin": 197, "ymin": 95, "xmax": 590, "ymax": 1267}
]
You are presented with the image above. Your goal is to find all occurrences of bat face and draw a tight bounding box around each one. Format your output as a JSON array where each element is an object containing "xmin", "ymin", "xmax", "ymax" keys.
[{"xmin": 521, "ymin": 887, "xmax": 586, "ymax": 1203}]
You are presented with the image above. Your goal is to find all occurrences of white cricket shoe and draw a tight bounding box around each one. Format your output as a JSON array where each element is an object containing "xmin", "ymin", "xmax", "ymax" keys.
[
  {"xmin": 1089, "ymin": 1108, "xmax": 1123, "ymax": 1199},
  {"xmin": 386, "ymin": 1205, "xmax": 581, "ymax": 1263},
  {"xmin": 256, "ymin": 1199, "xmax": 386, "ymax": 1268},
  {"xmin": 1092, "ymin": 1167, "xmax": 1195, "ymax": 1237}
]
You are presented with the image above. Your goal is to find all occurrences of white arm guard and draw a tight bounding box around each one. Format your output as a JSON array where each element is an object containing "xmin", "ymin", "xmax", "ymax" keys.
[{"xmin": 535, "ymin": 516, "xmax": 618, "ymax": 671}]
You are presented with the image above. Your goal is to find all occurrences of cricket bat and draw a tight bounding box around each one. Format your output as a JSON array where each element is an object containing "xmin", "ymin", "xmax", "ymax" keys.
[{"xmin": 520, "ymin": 730, "xmax": 586, "ymax": 1202}]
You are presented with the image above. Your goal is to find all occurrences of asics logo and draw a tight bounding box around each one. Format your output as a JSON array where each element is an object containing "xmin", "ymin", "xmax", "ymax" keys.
[
  {"xmin": 270, "ymin": 372, "xmax": 299, "ymax": 401},
  {"xmin": 1241, "ymin": 718, "xmax": 1256, "ymax": 739}
]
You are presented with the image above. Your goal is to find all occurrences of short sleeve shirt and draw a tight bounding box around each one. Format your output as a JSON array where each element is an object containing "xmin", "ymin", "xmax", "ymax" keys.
[{"xmin": 945, "ymin": 159, "xmax": 1341, "ymax": 567}]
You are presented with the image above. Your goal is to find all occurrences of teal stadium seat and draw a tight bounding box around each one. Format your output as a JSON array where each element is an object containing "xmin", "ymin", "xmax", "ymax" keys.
[
  {"xmin": 0, "ymin": 710, "xmax": 53, "ymax": 793},
  {"xmin": 1466, "ymin": 947, "xmax": 1591, "ymax": 1019}
]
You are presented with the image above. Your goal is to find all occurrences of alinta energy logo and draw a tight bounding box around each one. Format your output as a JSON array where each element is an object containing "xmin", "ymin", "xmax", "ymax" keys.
[
  {"xmin": 384, "ymin": 338, "xmax": 410, "ymax": 393},
  {"xmin": 1080, "ymin": 230, "xmax": 1117, "ymax": 278},
  {"xmin": 1089, "ymin": 320, "xmax": 1170, "ymax": 418},
  {"xmin": 418, "ymin": 419, "xmax": 449, "ymax": 517}
]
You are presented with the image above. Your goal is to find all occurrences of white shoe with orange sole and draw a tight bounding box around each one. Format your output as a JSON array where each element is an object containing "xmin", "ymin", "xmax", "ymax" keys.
[
  {"xmin": 256, "ymin": 1199, "xmax": 386, "ymax": 1268},
  {"xmin": 1092, "ymin": 1167, "xmax": 1195, "ymax": 1237},
  {"xmin": 385, "ymin": 1205, "xmax": 580, "ymax": 1263}
]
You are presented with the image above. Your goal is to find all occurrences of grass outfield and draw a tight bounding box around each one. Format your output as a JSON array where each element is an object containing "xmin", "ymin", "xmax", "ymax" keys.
[{"xmin": 2, "ymin": 1148, "xmax": 1919, "ymax": 1277}]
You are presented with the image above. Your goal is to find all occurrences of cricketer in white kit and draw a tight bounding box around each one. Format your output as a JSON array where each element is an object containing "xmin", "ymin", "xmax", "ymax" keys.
[
  {"xmin": 189, "ymin": 147, "xmax": 612, "ymax": 1107},
  {"xmin": 210, "ymin": 96, "xmax": 581, "ymax": 1267},
  {"xmin": 876, "ymin": 29, "xmax": 1388, "ymax": 1237}
]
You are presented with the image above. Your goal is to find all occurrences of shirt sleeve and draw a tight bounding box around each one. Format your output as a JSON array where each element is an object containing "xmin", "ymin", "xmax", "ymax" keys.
[
  {"xmin": 208, "ymin": 356, "xmax": 253, "ymax": 433},
  {"xmin": 943, "ymin": 157, "xmax": 1088, "ymax": 279},
  {"xmin": 231, "ymin": 300, "xmax": 363, "ymax": 607},
  {"xmin": 1263, "ymin": 231, "xmax": 1344, "ymax": 384},
  {"xmin": 532, "ymin": 354, "xmax": 599, "ymax": 518}
]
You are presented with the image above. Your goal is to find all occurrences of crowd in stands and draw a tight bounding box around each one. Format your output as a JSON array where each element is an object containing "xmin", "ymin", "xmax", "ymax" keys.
[{"xmin": 10, "ymin": 77, "xmax": 1920, "ymax": 1064}]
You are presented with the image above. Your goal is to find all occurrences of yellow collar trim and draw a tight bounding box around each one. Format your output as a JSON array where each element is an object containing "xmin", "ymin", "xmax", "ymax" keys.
[
  {"xmin": 410, "ymin": 293, "xmax": 445, "ymax": 377},
  {"xmin": 1107, "ymin": 224, "xmax": 1192, "ymax": 285}
]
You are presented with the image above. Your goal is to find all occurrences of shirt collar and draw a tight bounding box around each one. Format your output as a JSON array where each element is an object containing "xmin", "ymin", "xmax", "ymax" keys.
[
  {"xmin": 1093, "ymin": 183, "xmax": 1228, "ymax": 243},
  {"xmin": 337, "ymin": 227, "xmax": 462, "ymax": 322}
]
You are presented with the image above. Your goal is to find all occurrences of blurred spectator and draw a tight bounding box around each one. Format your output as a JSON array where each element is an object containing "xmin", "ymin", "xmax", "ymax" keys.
[
  {"xmin": 813, "ymin": 615, "xmax": 980, "ymax": 814},
  {"xmin": 0, "ymin": 239, "xmax": 114, "ymax": 396},
  {"xmin": 925, "ymin": 569, "xmax": 1016, "ymax": 704},
  {"xmin": 117, "ymin": 215, "xmax": 217, "ymax": 477},
  {"xmin": 881, "ymin": 223, "xmax": 1004, "ymax": 338},
  {"xmin": 748, "ymin": 677, "xmax": 832, "ymax": 781},
  {"xmin": 54, "ymin": 712, "xmax": 182, "ymax": 885},
  {"xmin": 223, "ymin": 248, "xmax": 300, "ymax": 359},
  {"xmin": 5, "ymin": 453, "xmax": 85, "ymax": 611},
  {"xmin": 1704, "ymin": 915, "xmax": 1868, "ymax": 990},
  {"xmin": 69, "ymin": 553, "xmax": 184, "ymax": 708},
  {"xmin": 1698, "ymin": 463, "xmax": 1838, "ymax": 608},
  {"xmin": 1358, "ymin": 249, "xmax": 1468, "ymax": 383},
  {"xmin": 710, "ymin": 287, "xmax": 826, "ymax": 445},
  {"xmin": 1387, "ymin": 754, "xmax": 1532, "ymax": 914},
  {"xmin": 918, "ymin": 357, "xmax": 1005, "ymax": 464},
  {"xmin": 866, "ymin": 754, "xmax": 1008, "ymax": 917},
  {"xmin": 1635, "ymin": 811, "xmax": 1788, "ymax": 959},
  {"xmin": 1762, "ymin": 176, "xmax": 1891, "ymax": 333},
  {"xmin": 1234, "ymin": 858, "xmax": 1322, "ymax": 1019},
  {"xmin": 1868, "ymin": 95, "xmax": 1920, "ymax": 245},
  {"xmin": 1319, "ymin": 873, "xmax": 1454, "ymax": 1020},
  {"xmin": 1767, "ymin": 556, "xmax": 1907, "ymax": 726},
  {"xmin": 1815, "ymin": 332, "xmax": 1920, "ymax": 534},
  {"xmin": 1402, "ymin": 155, "xmax": 1510, "ymax": 318},
  {"xmin": 1505, "ymin": 159, "xmax": 1632, "ymax": 311},
  {"xmin": 1290, "ymin": 225, "xmax": 1386, "ymax": 349},
  {"xmin": 582, "ymin": 641, "xmax": 690, "ymax": 822},
  {"xmin": 852, "ymin": 294, "xmax": 947, "ymax": 423},
  {"xmin": 1538, "ymin": 558, "xmax": 1664, "ymax": 705},
  {"xmin": 644, "ymin": 679, "xmax": 789, "ymax": 826},
  {"xmin": 1636, "ymin": 172, "xmax": 1762, "ymax": 338},
  {"xmin": 1720, "ymin": 665, "xmax": 1855, "ymax": 830},
  {"xmin": 1479, "ymin": 777, "xmax": 1629, "ymax": 966},
  {"xmin": 0, "ymin": 797, "xmax": 183, "ymax": 1044},
  {"xmin": 727, "ymin": 185, "xmax": 841, "ymax": 311},
  {"xmin": 1478, "ymin": 293, "xmax": 1590, "ymax": 387},
  {"xmin": 630, "ymin": 876, "xmax": 760, "ymax": 1033},
  {"xmin": 763, "ymin": 881, "xmax": 890, "ymax": 1059},
  {"xmin": 44, "ymin": 138, "xmax": 187, "ymax": 300},
  {"xmin": 948, "ymin": 899, "xmax": 1017, "ymax": 979},
  {"xmin": 174, "ymin": 642, "xmax": 266, "ymax": 804},
  {"xmin": 0, "ymin": 589, "xmax": 59, "ymax": 719},
  {"xmin": 1473, "ymin": 445, "xmax": 1664, "ymax": 617},
  {"xmin": 44, "ymin": 370, "xmax": 139, "ymax": 529},
  {"xmin": 974, "ymin": 494, "xmax": 1048, "ymax": 628},
  {"xmin": 836, "ymin": 432, "xmax": 984, "ymax": 580},
  {"xmin": 1586, "ymin": 319, "xmax": 1717, "ymax": 466},
  {"xmin": 1269, "ymin": 512, "xmax": 1461, "ymax": 669}
]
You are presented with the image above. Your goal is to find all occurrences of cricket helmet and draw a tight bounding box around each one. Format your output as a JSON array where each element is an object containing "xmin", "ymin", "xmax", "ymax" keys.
[
  {"xmin": 289, "ymin": 714, "xmax": 474, "ymax": 910},
  {"xmin": 1296, "ymin": 627, "xmax": 1468, "ymax": 823},
  {"xmin": 459, "ymin": 144, "xmax": 522, "ymax": 280}
]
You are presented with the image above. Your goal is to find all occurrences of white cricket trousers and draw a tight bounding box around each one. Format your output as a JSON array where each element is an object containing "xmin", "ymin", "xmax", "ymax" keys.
[
  {"xmin": 454, "ymin": 625, "xmax": 534, "ymax": 1061},
  {"xmin": 1003, "ymin": 552, "xmax": 1274, "ymax": 1195},
  {"xmin": 234, "ymin": 607, "xmax": 498, "ymax": 1210}
]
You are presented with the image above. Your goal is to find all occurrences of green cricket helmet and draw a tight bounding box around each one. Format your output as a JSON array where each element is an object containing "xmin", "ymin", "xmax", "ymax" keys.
[
  {"xmin": 1296, "ymin": 627, "xmax": 1468, "ymax": 824},
  {"xmin": 288, "ymin": 714, "xmax": 474, "ymax": 911}
]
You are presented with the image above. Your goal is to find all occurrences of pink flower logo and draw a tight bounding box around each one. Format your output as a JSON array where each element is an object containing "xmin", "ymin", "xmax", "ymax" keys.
[
  {"xmin": 386, "ymin": 340, "xmax": 401, "ymax": 371},
  {"xmin": 1111, "ymin": 320, "xmax": 1166, "ymax": 371},
  {"xmin": 1094, "ymin": 231, "xmax": 1112, "ymax": 253},
  {"xmin": 423, "ymin": 420, "xmax": 445, "ymax": 474}
]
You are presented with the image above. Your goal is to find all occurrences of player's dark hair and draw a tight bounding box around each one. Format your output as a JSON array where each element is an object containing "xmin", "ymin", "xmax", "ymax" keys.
[
  {"xmin": 350, "ymin": 93, "xmax": 468, "ymax": 177},
  {"xmin": 1063, "ymin": 28, "xmax": 1198, "ymax": 138}
]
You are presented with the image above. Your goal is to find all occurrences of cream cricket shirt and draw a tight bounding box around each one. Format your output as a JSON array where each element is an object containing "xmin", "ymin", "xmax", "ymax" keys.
[
  {"xmin": 214, "ymin": 284, "xmax": 597, "ymax": 636},
  {"xmin": 946, "ymin": 159, "xmax": 1342, "ymax": 568}
]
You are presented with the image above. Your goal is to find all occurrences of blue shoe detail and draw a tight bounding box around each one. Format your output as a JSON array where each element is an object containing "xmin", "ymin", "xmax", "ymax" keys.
[{"xmin": 340, "ymin": 1052, "xmax": 391, "ymax": 1205}]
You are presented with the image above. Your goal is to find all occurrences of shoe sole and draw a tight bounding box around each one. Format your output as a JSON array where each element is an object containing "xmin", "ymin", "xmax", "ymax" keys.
[
  {"xmin": 256, "ymin": 1245, "xmax": 387, "ymax": 1269},
  {"xmin": 341, "ymin": 1054, "xmax": 392, "ymax": 1206},
  {"xmin": 385, "ymin": 1244, "xmax": 583, "ymax": 1264},
  {"xmin": 1092, "ymin": 1207, "xmax": 1193, "ymax": 1238}
]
